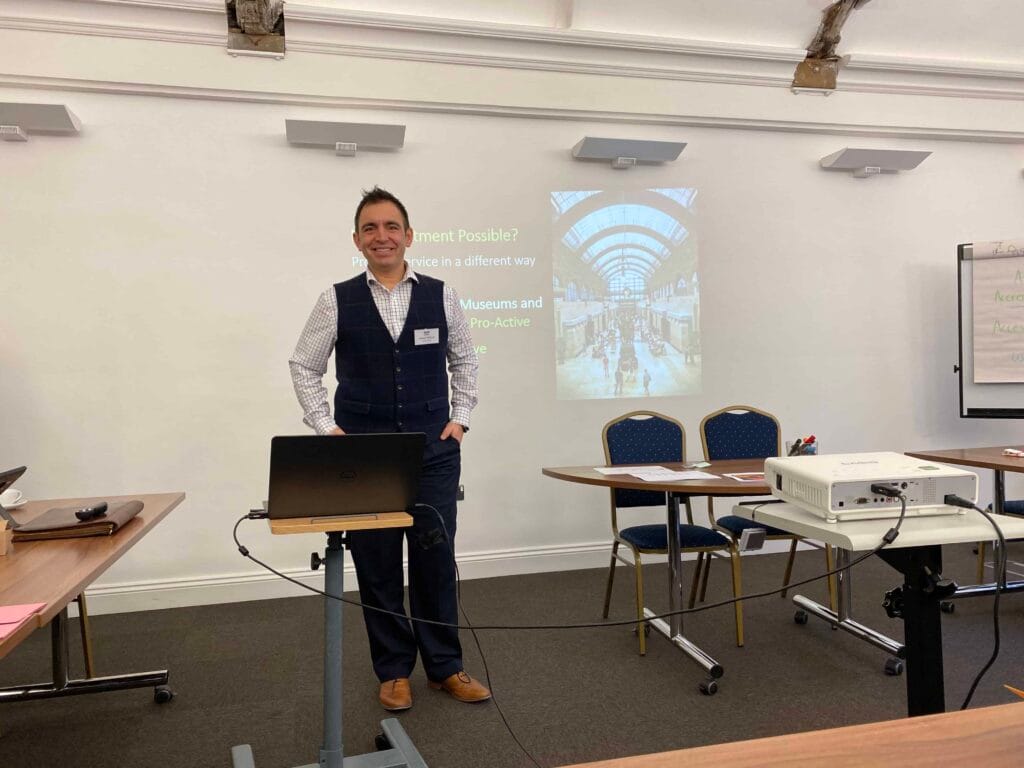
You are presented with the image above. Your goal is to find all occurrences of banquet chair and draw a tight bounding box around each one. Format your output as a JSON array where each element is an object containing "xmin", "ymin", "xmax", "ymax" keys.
[
  {"xmin": 75, "ymin": 593, "xmax": 96, "ymax": 677},
  {"xmin": 699, "ymin": 405, "xmax": 836, "ymax": 610},
  {"xmin": 602, "ymin": 410, "xmax": 743, "ymax": 654}
]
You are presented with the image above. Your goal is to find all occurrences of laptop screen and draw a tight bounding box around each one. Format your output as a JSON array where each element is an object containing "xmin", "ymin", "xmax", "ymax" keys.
[{"xmin": 267, "ymin": 434, "xmax": 424, "ymax": 519}]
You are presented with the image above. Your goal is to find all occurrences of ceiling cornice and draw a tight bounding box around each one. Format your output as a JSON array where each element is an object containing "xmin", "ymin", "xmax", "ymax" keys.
[
  {"xmin": 4, "ymin": 72, "xmax": 1023, "ymax": 145},
  {"xmin": 2, "ymin": 0, "xmax": 1024, "ymax": 101}
]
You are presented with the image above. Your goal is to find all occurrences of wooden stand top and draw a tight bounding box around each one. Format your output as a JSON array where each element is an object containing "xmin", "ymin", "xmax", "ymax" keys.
[{"xmin": 269, "ymin": 511, "xmax": 413, "ymax": 535}]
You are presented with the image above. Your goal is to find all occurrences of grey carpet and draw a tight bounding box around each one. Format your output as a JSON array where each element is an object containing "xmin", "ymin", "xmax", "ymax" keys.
[{"xmin": 1, "ymin": 543, "xmax": 1022, "ymax": 767}]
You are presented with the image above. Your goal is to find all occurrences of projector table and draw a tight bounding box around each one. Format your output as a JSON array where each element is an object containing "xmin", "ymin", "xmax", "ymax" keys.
[{"xmin": 733, "ymin": 501, "xmax": 1024, "ymax": 716}]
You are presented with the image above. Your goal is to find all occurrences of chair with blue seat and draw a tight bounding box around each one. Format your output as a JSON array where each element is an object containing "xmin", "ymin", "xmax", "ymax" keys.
[
  {"xmin": 699, "ymin": 405, "xmax": 836, "ymax": 610},
  {"xmin": 601, "ymin": 410, "xmax": 743, "ymax": 655}
]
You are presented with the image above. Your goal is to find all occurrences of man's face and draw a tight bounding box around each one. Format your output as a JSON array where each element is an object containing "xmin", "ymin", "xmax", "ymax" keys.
[{"xmin": 353, "ymin": 201, "xmax": 413, "ymax": 274}]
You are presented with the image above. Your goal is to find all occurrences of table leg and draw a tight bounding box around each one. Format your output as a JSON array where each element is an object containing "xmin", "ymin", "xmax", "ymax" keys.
[
  {"xmin": 641, "ymin": 494, "xmax": 723, "ymax": 685},
  {"xmin": 878, "ymin": 545, "xmax": 946, "ymax": 716},
  {"xmin": 792, "ymin": 549, "xmax": 904, "ymax": 659},
  {"xmin": 994, "ymin": 470, "xmax": 1005, "ymax": 516},
  {"xmin": 666, "ymin": 494, "xmax": 684, "ymax": 638},
  {"xmin": 977, "ymin": 470, "xmax": 1005, "ymax": 581}
]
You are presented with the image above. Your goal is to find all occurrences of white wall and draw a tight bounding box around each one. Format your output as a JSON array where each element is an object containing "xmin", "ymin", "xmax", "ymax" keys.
[{"xmin": 2, "ymin": 2, "xmax": 1024, "ymax": 613}]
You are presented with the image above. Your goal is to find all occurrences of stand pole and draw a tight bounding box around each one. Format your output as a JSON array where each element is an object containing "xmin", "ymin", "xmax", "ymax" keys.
[{"xmin": 321, "ymin": 532, "xmax": 345, "ymax": 768}]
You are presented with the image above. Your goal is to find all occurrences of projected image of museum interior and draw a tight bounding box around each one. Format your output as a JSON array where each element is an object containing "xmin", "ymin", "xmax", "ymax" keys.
[{"xmin": 552, "ymin": 188, "xmax": 700, "ymax": 400}]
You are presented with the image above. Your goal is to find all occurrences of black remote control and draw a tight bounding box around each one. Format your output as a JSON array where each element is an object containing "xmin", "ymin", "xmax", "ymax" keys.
[{"xmin": 76, "ymin": 502, "xmax": 109, "ymax": 521}]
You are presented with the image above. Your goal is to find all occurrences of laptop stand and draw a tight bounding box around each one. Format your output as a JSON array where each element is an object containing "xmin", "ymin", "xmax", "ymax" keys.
[{"xmin": 232, "ymin": 514, "xmax": 427, "ymax": 768}]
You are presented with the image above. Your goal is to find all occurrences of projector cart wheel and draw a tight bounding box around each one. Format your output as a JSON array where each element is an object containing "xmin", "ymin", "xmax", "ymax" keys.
[
  {"xmin": 699, "ymin": 680, "xmax": 718, "ymax": 696},
  {"xmin": 794, "ymin": 610, "xmax": 808, "ymax": 625},
  {"xmin": 154, "ymin": 685, "xmax": 174, "ymax": 704},
  {"xmin": 884, "ymin": 657, "xmax": 904, "ymax": 676},
  {"xmin": 374, "ymin": 733, "xmax": 390, "ymax": 751},
  {"xmin": 940, "ymin": 601, "xmax": 955, "ymax": 614}
]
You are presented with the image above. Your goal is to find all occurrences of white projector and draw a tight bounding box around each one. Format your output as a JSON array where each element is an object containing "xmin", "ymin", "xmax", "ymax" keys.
[{"xmin": 764, "ymin": 451, "xmax": 978, "ymax": 523}]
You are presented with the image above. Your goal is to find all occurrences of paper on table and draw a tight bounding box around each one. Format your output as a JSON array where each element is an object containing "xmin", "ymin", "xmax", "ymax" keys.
[
  {"xmin": 723, "ymin": 472, "xmax": 766, "ymax": 482},
  {"xmin": 0, "ymin": 603, "xmax": 45, "ymax": 641},
  {"xmin": 632, "ymin": 470, "xmax": 719, "ymax": 482},
  {"xmin": 594, "ymin": 466, "xmax": 665, "ymax": 475}
]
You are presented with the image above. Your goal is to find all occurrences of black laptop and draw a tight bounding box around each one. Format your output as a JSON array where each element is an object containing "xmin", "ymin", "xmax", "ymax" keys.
[{"xmin": 266, "ymin": 434, "xmax": 424, "ymax": 520}]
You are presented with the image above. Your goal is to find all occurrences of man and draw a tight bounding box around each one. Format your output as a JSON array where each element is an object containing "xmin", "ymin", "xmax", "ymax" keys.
[{"xmin": 289, "ymin": 187, "xmax": 489, "ymax": 712}]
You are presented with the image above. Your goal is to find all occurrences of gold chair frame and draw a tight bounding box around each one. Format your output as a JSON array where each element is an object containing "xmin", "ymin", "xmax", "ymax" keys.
[{"xmin": 601, "ymin": 410, "xmax": 744, "ymax": 655}]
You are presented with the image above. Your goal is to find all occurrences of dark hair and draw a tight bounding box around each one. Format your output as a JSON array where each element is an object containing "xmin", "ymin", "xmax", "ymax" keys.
[{"xmin": 354, "ymin": 186, "xmax": 410, "ymax": 232}]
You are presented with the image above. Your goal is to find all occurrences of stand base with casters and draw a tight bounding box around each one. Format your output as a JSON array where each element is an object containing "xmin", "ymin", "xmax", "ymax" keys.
[
  {"xmin": 232, "ymin": 517, "xmax": 427, "ymax": 768},
  {"xmin": 232, "ymin": 716, "xmax": 425, "ymax": 768},
  {"xmin": 789, "ymin": 547, "xmax": 907, "ymax": 677}
]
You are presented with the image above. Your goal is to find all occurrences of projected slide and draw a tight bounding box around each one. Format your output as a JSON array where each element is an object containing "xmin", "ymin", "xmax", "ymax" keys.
[{"xmin": 552, "ymin": 189, "xmax": 700, "ymax": 400}]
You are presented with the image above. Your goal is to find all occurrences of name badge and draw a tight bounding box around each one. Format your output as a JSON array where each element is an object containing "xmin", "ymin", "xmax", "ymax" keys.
[{"xmin": 414, "ymin": 328, "xmax": 440, "ymax": 345}]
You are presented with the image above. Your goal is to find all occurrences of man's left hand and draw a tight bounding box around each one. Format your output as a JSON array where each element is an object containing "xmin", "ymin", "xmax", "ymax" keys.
[{"xmin": 440, "ymin": 421, "xmax": 465, "ymax": 444}]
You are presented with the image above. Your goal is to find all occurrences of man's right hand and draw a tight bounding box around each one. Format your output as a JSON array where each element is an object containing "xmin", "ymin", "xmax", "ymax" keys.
[{"xmin": 329, "ymin": 427, "xmax": 346, "ymax": 436}]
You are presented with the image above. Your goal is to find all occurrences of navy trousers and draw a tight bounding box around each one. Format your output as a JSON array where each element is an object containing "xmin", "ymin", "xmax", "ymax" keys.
[{"xmin": 347, "ymin": 436, "xmax": 463, "ymax": 682}]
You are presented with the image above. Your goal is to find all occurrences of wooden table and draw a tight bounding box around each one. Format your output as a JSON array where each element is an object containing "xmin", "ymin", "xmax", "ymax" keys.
[
  {"xmin": 556, "ymin": 701, "xmax": 1024, "ymax": 767},
  {"xmin": 0, "ymin": 492, "xmax": 184, "ymax": 702},
  {"xmin": 542, "ymin": 460, "xmax": 768, "ymax": 692},
  {"xmin": 905, "ymin": 446, "xmax": 1024, "ymax": 517},
  {"xmin": 906, "ymin": 446, "xmax": 1024, "ymax": 587}
]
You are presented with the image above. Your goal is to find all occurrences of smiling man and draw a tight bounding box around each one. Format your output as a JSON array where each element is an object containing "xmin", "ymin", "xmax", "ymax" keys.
[{"xmin": 288, "ymin": 186, "xmax": 487, "ymax": 711}]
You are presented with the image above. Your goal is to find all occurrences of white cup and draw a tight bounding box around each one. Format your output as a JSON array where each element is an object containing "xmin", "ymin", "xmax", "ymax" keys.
[{"xmin": 0, "ymin": 488, "xmax": 24, "ymax": 506}]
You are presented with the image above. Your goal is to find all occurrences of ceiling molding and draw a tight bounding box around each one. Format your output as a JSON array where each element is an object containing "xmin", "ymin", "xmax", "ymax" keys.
[
  {"xmin": 284, "ymin": 4, "xmax": 806, "ymax": 62},
  {"xmin": 2, "ymin": 1, "xmax": 1024, "ymax": 101},
  {"xmin": 848, "ymin": 52, "xmax": 1024, "ymax": 81},
  {"xmin": 4, "ymin": 72, "xmax": 1024, "ymax": 145},
  {"xmin": 0, "ymin": 15, "xmax": 223, "ymax": 47}
]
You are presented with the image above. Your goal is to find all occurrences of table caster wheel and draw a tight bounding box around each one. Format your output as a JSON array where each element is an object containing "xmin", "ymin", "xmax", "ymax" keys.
[
  {"xmin": 154, "ymin": 685, "xmax": 174, "ymax": 703},
  {"xmin": 374, "ymin": 733, "xmax": 390, "ymax": 751},
  {"xmin": 884, "ymin": 658, "xmax": 904, "ymax": 676},
  {"xmin": 699, "ymin": 680, "xmax": 718, "ymax": 696},
  {"xmin": 794, "ymin": 610, "xmax": 808, "ymax": 625},
  {"xmin": 940, "ymin": 601, "xmax": 955, "ymax": 614}
]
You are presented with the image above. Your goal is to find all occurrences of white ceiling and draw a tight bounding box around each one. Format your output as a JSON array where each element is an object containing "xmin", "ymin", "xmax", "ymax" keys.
[{"xmin": 295, "ymin": 0, "xmax": 1024, "ymax": 68}]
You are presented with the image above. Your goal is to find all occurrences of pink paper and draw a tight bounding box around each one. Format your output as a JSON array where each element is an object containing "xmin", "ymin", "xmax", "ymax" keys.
[{"xmin": 0, "ymin": 603, "xmax": 46, "ymax": 640}]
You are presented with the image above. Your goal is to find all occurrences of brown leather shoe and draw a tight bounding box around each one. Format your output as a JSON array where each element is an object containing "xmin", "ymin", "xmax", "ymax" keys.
[
  {"xmin": 428, "ymin": 671, "xmax": 491, "ymax": 703},
  {"xmin": 379, "ymin": 678, "xmax": 412, "ymax": 711}
]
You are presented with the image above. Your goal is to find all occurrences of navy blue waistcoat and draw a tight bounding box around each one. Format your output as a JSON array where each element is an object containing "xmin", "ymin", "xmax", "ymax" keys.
[{"xmin": 333, "ymin": 273, "xmax": 450, "ymax": 434}]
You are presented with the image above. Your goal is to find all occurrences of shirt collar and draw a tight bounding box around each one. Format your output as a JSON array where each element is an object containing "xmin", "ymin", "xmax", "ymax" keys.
[{"xmin": 365, "ymin": 262, "xmax": 418, "ymax": 287}]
